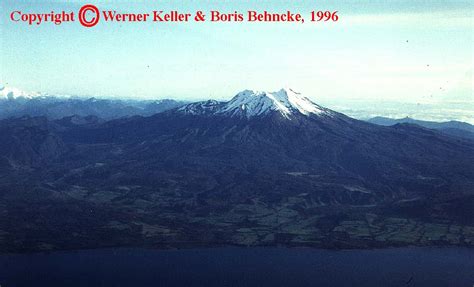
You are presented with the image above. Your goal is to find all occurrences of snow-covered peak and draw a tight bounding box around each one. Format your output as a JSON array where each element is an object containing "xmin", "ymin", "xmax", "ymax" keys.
[
  {"xmin": 176, "ymin": 88, "xmax": 332, "ymax": 119},
  {"xmin": 220, "ymin": 88, "xmax": 330, "ymax": 119},
  {"xmin": 0, "ymin": 86, "xmax": 41, "ymax": 100}
]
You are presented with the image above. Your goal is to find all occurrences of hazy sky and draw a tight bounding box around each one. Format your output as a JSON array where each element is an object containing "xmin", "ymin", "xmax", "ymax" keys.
[{"xmin": 1, "ymin": 0, "xmax": 473, "ymax": 113}]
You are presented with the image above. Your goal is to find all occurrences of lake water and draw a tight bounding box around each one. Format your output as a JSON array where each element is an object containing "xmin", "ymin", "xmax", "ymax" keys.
[{"xmin": 0, "ymin": 247, "xmax": 473, "ymax": 287}]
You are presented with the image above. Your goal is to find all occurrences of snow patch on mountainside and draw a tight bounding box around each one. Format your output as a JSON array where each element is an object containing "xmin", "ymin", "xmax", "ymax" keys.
[{"xmin": 177, "ymin": 100, "xmax": 224, "ymax": 115}]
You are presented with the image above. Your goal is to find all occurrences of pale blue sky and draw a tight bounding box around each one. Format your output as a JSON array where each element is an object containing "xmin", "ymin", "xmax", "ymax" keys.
[{"xmin": 1, "ymin": 0, "xmax": 473, "ymax": 119}]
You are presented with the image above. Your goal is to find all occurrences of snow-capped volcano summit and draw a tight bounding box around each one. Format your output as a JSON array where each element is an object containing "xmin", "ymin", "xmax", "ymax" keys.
[
  {"xmin": 222, "ymin": 88, "xmax": 331, "ymax": 118},
  {"xmin": 178, "ymin": 88, "xmax": 333, "ymax": 119}
]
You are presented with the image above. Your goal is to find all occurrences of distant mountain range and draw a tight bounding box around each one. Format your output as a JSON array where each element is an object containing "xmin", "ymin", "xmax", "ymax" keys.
[
  {"xmin": 0, "ymin": 86, "xmax": 187, "ymax": 120},
  {"xmin": 2, "ymin": 86, "xmax": 472, "ymax": 138},
  {"xmin": 368, "ymin": 116, "xmax": 474, "ymax": 140},
  {"xmin": 1, "ymin": 87, "xmax": 473, "ymax": 252}
]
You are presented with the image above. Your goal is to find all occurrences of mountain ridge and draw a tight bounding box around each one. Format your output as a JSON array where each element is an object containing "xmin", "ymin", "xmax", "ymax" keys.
[{"xmin": 368, "ymin": 116, "xmax": 474, "ymax": 140}]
